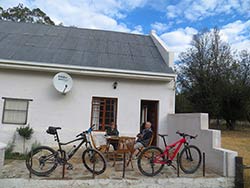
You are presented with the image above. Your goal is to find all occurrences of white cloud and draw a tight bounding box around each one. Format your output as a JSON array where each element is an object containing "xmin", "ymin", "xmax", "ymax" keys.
[
  {"xmin": 0, "ymin": 0, "xmax": 146, "ymax": 33},
  {"xmin": 120, "ymin": 0, "xmax": 147, "ymax": 9},
  {"xmin": 151, "ymin": 22, "xmax": 169, "ymax": 34},
  {"xmin": 131, "ymin": 25, "xmax": 144, "ymax": 34},
  {"xmin": 159, "ymin": 20, "xmax": 250, "ymax": 61},
  {"xmin": 220, "ymin": 20, "xmax": 250, "ymax": 51},
  {"xmin": 160, "ymin": 27, "xmax": 198, "ymax": 60},
  {"xmin": 166, "ymin": 5, "xmax": 179, "ymax": 19},
  {"xmin": 166, "ymin": 0, "xmax": 250, "ymax": 21}
]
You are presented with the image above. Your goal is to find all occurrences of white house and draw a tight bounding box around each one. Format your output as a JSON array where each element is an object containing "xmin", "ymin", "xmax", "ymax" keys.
[
  {"xmin": 0, "ymin": 20, "xmax": 237, "ymax": 177},
  {"xmin": 0, "ymin": 20, "xmax": 175, "ymax": 146}
]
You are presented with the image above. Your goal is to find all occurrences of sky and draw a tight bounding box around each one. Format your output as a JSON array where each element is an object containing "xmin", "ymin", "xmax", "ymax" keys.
[{"xmin": 0, "ymin": 0, "xmax": 249, "ymax": 60}]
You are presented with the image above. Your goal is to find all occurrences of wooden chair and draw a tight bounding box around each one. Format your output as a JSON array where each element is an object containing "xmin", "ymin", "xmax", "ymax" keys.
[
  {"xmin": 90, "ymin": 131, "xmax": 108, "ymax": 153},
  {"xmin": 112, "ymin": 136, "xmax": 135, "ymax": 169}
]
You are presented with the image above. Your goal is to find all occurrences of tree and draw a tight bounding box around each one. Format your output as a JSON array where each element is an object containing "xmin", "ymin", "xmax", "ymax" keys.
[
  {"xmin": 175, "ymin": 92, "xmax": 194, "ymax": 113},
  {"xmin": 237, "ymin": 50, "xmax": 250, "ymax": 123},
  {"xmin": 177, "ymin": 28, "xmax": 250, "ymax": 129},
  {"xmin": 178, "ymin": 28, "xmax": 234, "ymax": 119},
  {"xmin": 0, "ymin": 4, "xmax": 55, "ymax": 25}
]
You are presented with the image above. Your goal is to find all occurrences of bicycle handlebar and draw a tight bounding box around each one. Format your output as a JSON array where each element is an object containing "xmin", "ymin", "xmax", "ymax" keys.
[
  {"xmin": 76, "ymin": 124, "xmax": 96, "ymax": 137},
  {"xmin": 176, "ymin": 131, "xmax": 197, "ymax": 139}
]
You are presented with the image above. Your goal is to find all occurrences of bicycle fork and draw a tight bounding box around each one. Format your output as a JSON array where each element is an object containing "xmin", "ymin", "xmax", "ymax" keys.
[{"xmin": 184, "ymin": 146, "xmax": 193, "ymax": 161}]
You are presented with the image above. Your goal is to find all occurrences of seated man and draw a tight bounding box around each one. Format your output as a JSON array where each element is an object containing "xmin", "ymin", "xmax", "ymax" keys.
[
  {"xmin": 106, "ymin": 122, "xmax": 119, "ymax": 150},
  {"xmin": 106, "ymin": 122, "xmax": 119, "ymax": 136},
  {"xmin": 133, "ymin": 121, "xmax": 153, "ymax": 156}
]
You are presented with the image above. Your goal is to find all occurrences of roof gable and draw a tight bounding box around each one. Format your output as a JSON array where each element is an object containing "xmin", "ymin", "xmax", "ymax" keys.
[{"xmin": 0, "ymin": 20, "xmax": 174, "ymax": 74}]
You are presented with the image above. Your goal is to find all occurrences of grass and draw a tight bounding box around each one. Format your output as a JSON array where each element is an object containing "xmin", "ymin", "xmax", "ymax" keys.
[
  {"xmin": 220, "ymin": 125, "xmax": 250, "ymax": 186},
  {"xmin": 221, "ymin": 126, "xmax": 250, "ymax": 164},
  {"xmin": 5, "ymin": 152, "xmax": 27, "ymax": 160}
]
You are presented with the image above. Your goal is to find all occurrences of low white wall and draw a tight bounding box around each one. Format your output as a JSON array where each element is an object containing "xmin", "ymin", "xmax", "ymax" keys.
[{"xmin": 165, "ymin": 113, "xmax": 237, "ymax": 177}]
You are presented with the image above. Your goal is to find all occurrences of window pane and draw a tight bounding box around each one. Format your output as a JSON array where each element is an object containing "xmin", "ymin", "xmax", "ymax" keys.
[
  {"xmin": 3, "ymin": 111, "xmax": 27, "ymax": 124},
  {"xmin": 5, "ymin": 100, "xmax": 28, "ymax": 110},
  {"xmin": 91, "ymin": 97, "xmax": 117, "ymax": 130}
]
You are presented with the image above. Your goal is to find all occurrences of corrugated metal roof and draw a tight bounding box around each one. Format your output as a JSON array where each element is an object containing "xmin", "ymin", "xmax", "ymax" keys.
[{"xmin": 0, "ymin": 20, "xmax": 174, "ymax": 74}]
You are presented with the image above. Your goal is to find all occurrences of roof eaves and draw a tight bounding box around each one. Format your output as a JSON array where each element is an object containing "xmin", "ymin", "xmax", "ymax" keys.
[{"xmin": 0, "ymin": 59, "xmax": 176, "ymax": 81}]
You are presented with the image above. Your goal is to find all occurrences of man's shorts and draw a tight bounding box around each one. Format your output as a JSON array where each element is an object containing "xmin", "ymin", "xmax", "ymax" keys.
[{"xmin": 134, "ymin": 142, "xmax": 144, "ymax": 149}]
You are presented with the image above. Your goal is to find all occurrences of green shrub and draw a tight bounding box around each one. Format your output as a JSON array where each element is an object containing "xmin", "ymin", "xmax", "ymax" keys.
[
  {"xmin": 17, "ymin": 124, "xmax": 34, "ymax": 153},
  {"xmin": 17, "ymin": 125, "xmax": 33, "ymax": 140}
]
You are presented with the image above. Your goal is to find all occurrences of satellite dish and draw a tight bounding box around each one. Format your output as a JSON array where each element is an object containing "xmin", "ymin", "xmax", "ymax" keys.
[{"xmin": 53, "ymin": 72, "xmax": 73, "ymax": 94}]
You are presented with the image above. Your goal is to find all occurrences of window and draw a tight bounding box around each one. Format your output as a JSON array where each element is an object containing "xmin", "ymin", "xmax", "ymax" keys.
[
  {"xmin": 91, "ymin": 97, "xmax": 117, "ymax": 131},
  {"xmin": 2, "ymin": 98, "xmax": 32, "ymax": 125}
]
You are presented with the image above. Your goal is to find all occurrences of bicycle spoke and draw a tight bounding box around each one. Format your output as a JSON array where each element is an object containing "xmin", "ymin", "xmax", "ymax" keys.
[
  {"xmin": 137, "ymin": 146, "xmax": 164, "ymax": 177},
  {"xmin": 82, "ymin": 148, "xmax": 106, "ymax": 175},
  {"xmin": 26, "ymin": 146, "xmax": 58, "ymax": 176},
  {"xmin": 179, "ymin": 145, "xmax": 201, "ymax": 174}
]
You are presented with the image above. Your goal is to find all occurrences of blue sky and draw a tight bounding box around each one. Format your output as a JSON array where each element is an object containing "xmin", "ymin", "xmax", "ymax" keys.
[{"xmin": 1, "ymin": 0, "xmax": 249, "ymax": 59}]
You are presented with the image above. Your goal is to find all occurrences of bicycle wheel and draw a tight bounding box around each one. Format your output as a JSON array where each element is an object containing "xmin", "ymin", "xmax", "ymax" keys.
[
  {"xmin": 178, "ymin": 145, "xmax": 201, "ymax": 174},
  {"xmin": 26, "ymin": 146, "xmax": 58, "ymax": 176},
  {"xmin": 82, "ymin": 148, "xmax": 106, "ymax": 175},
  {"xmin": 137, "ymin": 146, "xmax": 164, "ymax": 177}
]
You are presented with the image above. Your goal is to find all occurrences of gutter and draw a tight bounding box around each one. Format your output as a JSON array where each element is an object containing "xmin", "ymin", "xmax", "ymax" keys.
[{"xmin": 0, "ymin": 59, "xmax": 176, "ymax": 81}]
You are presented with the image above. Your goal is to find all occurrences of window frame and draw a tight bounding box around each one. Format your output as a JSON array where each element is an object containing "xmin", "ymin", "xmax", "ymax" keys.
[
  {"xmin": 90, "ymin": 97, "xmax": 118, "ymax": 131},
  {"xmin": 2, "ymin": 97, "xmax": 33, "ymax": 125}
]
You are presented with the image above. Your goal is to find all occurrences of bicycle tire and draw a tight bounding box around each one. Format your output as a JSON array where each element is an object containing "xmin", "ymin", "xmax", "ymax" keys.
[
  {"xmin": 26, "ymin": 146, "xmax": 58, "ymax": 176},
  {"xmin": 137, "ymin": 146, "xmax": 164, "ymax": 177},
  {"xmin": 82, "ymin": 148, "xmax": 106, "ymax": 175},
  {"xmin": 178, "ymin": 145, "xmax": 201, "ymax": 174}
]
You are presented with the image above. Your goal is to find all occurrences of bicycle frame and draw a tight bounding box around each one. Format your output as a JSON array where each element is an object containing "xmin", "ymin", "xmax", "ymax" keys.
[
  {"xmin": 154, "ymin": 137, "xmax": 187, "ymax": 164},
  {"xmin": 53, "ymin": 131, "xmax": 92, "ymax": 161}
]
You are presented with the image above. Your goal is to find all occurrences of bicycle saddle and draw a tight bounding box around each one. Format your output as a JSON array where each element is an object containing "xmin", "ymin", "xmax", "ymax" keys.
[
  {"xmin": 46, "ymin": 126, "xmax": 61, "ymax": 135},
  {"xmin": 158, "ymin": 134, "xmax": 168, "ymax": 138}
]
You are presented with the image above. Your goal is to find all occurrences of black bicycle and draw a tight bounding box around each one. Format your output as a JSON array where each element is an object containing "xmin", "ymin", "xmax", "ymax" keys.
[{"xmin": 26, "ymin": 125, "xmax": 106, "ymax": 176}]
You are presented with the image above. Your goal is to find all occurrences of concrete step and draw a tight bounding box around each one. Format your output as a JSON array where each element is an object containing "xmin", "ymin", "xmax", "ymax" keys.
[{"xmin": 0, "ymin": 177, "xmax": 234, "ymax": 188}]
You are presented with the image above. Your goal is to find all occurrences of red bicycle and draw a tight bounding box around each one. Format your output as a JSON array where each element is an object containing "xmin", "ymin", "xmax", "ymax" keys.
[{"xmin": 137, "ymin": 131, "xmax": 202, "ymax": 176}]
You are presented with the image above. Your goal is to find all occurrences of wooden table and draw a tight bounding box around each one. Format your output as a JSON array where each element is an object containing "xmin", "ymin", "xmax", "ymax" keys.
[{"xmin": 106, "ymin": 136, "xmax": 135, "ymax": 178}]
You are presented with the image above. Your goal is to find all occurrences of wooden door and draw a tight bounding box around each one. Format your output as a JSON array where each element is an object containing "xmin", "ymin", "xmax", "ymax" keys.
[{"xmin": 140, "ymin": 100, "xmax": 158, "ymax": 146}]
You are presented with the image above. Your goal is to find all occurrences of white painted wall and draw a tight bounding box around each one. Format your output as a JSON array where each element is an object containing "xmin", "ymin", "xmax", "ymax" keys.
[
  {"xmin": 0, "ymin": 69, "xmax": 175, "ymax": 151},
  {"xmin": 0, "ymin": 142, "xmax": 6, "ymax": 168},
  {"xmin": 150, "ymin": 31, "xmax": 175, "ymax": 68},
  {"xmin": 166, "ymin": 113, "xmax": 238, "ymax": 177}
]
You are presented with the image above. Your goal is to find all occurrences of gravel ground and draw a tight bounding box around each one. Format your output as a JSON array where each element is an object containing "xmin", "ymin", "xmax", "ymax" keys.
[
  {"xmin": 0, "ymin": 153, "xmax": 219, "ymax": 180},
  {"xmin": 0, "ymin": 149, "xmax": 232, "ymax": 188}
]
